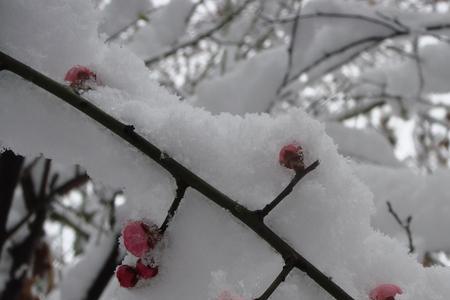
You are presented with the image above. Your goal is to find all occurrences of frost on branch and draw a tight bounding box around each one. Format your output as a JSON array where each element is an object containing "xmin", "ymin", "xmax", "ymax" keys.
[{"xmin": 3, "ymin": 0, "xmax": 450, "ymax": 300}]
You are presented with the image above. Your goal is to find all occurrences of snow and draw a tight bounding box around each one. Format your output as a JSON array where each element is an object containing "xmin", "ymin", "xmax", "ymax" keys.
[
  {"xmin": 357, "ymin": 42, "xmax": 450, "ymax": 98},
  {"xmin": 2, "ymin": 0, "xmax": 450, "ymax": 299},
  {"xmin": 99, "ymin": 0, "xmax": 152, "ymax": 37},
  {"xmin": 192, "ymin": 47, "xmax": 287, "ymax": 115},
  {"xmin": 357, "ymin": 164, "xmax": 450, "ymax": 259},
  {"xmin": 285, "ymin": 0, "xmax": 450, "ymax": 88},
  {"xmin": 289, "ymin": 0, "xmax": 396, "ymax": 85},
  {"xmin": 60, "ymin": 234, "xmax": 117, "ymax": 300},
  {"xmin": 325, "ymin": 123, "xmax": 401, "ymax": 166},
  {"xmin": 128, "ymin": 0, "xmax": 194, "ymax": 59}
]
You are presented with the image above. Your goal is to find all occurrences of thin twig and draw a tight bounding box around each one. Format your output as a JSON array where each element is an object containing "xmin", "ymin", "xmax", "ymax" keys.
[
  {"xmin": 255, "ymin": 263, "xmax": 295, "ymax": 300},
  {"xmin": 285, "ymin": 22, "xmax": 450, "ymax": 87},
  {"xmin": 38, "ymin": 159, "xmax": 51, "ymax": 199},
  {"xmin": 412, "ymin": 36, "xmax": 425, "ymax": 100},
  {"xmin": 261, "ymin": 12, "xmax": 402, "ymax": 32},
  {"xmin": 4, "ymin": 173, "xmax": 90, "ymax": 241},
  {"xmin": 159, "ymin": 179, "xmax": 188, "ymax": 234},
  {"xmin": 278, "ymin": 5, "xmax": 302, "ymax": 94},
  {"xmin": 257, "ymin": 160, "xmax": 320, "ymax": 218},
  {"xmin": 386, "ymin": 201, "xmax": 414, "ymax": 254}
]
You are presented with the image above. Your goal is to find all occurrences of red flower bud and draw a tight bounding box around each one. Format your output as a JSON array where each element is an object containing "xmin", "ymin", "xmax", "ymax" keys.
[
  {"xmin": 279, "ymin": 144, "xmax": 304, "ymax": 171},
  {"xmin": 136, "ymin": 259, "xmax": 159, "ymax": 279},
  {"xmin": 64, "ymin": 65, "xmax": 99, "ymax": 91},
  {"xmin": 122, "ymin": 221, "xmax": 159, "ymax": 258},
  {"xmin": 116, "ymin": 265, "xmax": 138, "ymax": 288},
  {"xmin": 216, "ymin": 291, "xmax": 245, "ymax": 300},
  {"xmin": 369, "ymin": 284, "xmax": 402, "ymax": 300}
]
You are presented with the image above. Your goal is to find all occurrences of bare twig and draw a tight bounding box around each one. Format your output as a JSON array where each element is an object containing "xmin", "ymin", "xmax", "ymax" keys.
[
  {"xmin": 261, "ymin": 12, "xmax": 403, "ymax": 32},
  {"xmin": 144, "ymin": 0, "xmax": 254, "ymax": 66},
  {"xmin": 159, "ymin": 179, "xmax": 188, "ymax": 234},
  {"xmin": 285, "ymin": 22, "xmax": 450, "ymax": 87},
  {"xmin": 256, "ymin": 160, "xmax": 320, "ymax": 218},
  {"xmin": 255, "ymin": 263, "xmax": 295, "ymax": 300},
  {"xmin": 386, "ymin": 201, "xmax": 414, "ymax": 254},
  {"xmin": 412, "ymin": 36, "xmax": 425, "ymax": 100},
  {"xmin": 0, "ymin": 150, "xmax": 24, "ymax": 257},
  {"xmin": 4, "ymin": 173, "xmax": 90, "ymax": 241},
  {"xmin": 278, "ymin": 5, "xmax": 302, "ymax": 94}
]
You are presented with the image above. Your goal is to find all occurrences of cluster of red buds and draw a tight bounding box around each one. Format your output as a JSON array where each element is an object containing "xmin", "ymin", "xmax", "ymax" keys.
[
  {"xmin": 64, "ymin": 65, "xmax": 101, "ymax": 93},
  {"xmin": 116, "ymin": 220, "xmax": 161, "ymax": 288}
]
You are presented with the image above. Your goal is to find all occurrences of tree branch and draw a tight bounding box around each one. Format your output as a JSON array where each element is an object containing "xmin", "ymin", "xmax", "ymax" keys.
[
  {"xmin": 84, "ymin": 235, "xmax": 120, "ymax": 300},
  {"xmin": 4, "ymin": 173, "xmax": 89, "ymax": 241},
  {"xmin": 386, "ymin": 201, "xmax": 414, "ymax": 254},
  {"xmin": 255, "ymin": 263, "xmax": 295, "ymax": 300},
  {"xmin": 256, "ymin": 160, "xmax": 320, "ymax": 218},
  {"xmin": 0, "ymin": 50, "xmax": 355, "ymax": 300},
  {"xmin": 159, "ymin": 179, "xmax": 188, "ymax": 234},
  {"xmin": 261, "ymin": 12, "xmax": 403, "ymax": 32},
  {"xmin": 285, "ymin": 22, "xmax": 450, "ymax": 87}
]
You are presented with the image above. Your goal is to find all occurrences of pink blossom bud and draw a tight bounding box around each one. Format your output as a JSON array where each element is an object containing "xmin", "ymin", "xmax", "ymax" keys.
[
  {"xmin": 369, "ymin": 283, "xmax": 403, "ymax": 300},
  {"xmin": 217, "ymin": 290, "xmax": 245, "ymax": 300},
  {"xmin": 122, "ymin": 220, "xmax": 160, "ymax": 258},
  {"xmin": 279, "ymin": 143, "xmax": 304, "ymax": 171},
  {"xmin": 116, "ymin": 265, "xmax": 138, "ymax": 288},
  {"xmin": 64, "ymin": 65, "xmax": 99, "ymax": 90},
  {"xmin": 136, "ymin": 259, "xmax": 159, "ymax": 279}
]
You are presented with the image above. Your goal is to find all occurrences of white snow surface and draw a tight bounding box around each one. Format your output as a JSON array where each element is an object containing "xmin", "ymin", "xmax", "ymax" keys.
[
  {"xmin": 357, "ymin": 42, "xmax": 450, "ymax": 98},
  {"xmin": 193, "ymin": 47, "xmax": 287, "ymax": 115},
  {"xmin": 1, "ymin": 1, "xmax": 450, "ymax": 299},
  {"xmin": 99, "ymin": 0, "xmax": 152, "ymax": 37},
  {"xmin": 325, "ymin": 123, "xmax": 401, "ymax": 167},
  {"xmin": 356, "ymin": 164, "xmax": 450, "ymax": 259},
  {"xmin": 128, "ymin": 0, "xmax": 193, "ymax": 59}
]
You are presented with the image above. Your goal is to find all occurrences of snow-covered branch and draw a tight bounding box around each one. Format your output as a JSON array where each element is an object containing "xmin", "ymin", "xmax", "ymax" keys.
[{"xmin": 0, "ymin": 50, "xmax": 355, "ymax": 300}]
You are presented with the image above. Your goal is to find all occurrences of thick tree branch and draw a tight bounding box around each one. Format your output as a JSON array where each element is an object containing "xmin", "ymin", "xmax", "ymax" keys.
[{"xmin": 0, "ymin": 51, "xmax": 355, "ymax": 300}]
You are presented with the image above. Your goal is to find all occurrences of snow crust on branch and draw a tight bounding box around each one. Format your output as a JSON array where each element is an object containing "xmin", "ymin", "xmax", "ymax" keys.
[{"xmin": 1, "ymin": 0, "xmax": 450, "ymax": 299}]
